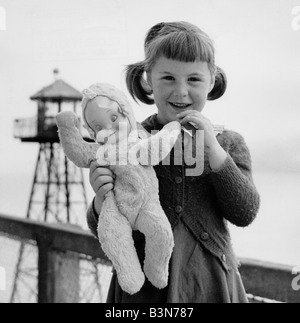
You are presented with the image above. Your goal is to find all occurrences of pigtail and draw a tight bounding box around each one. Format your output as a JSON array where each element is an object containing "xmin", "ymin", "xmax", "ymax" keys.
[
  {"xmin": 208, "ymin": 66, "xmax": 227, "ymax": 101},
  {"xmin": 125, "ymin": 62, "xmax": 154, "ymax": 105}
]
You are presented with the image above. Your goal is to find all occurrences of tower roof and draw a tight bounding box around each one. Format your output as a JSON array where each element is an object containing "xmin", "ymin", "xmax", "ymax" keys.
[{"xmin": 30, "ymin": 79, "xmax": 82, "ymax": 102}]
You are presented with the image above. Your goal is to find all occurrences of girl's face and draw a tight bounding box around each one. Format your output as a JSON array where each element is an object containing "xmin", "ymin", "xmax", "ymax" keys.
[
  {"xmin": 85, "ymin": 96, "xmax": 131, "ymax": 144},
  {"xmin": 147, "ymin": 57, "xmax": 215, "ymax": 124}
]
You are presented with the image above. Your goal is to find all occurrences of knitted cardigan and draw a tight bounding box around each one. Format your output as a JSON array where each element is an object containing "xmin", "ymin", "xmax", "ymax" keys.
[{"xmin": 87, "ymin": 114, "xmax": 260, "ymax": 271}]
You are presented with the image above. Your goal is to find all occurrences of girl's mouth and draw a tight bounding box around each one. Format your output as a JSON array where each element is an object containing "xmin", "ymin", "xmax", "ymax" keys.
[{"xmin": 169, "ymin": 102, "xmax": 192, "ymax": 110}]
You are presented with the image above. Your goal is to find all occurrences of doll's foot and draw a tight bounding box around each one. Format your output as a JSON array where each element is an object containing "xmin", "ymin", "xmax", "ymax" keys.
[
  {"xmin": 116, "ymin": 266, "xmax": 145, "ymax": 295},
  {"xmin": 144, "ymin": 261, "xmax": 169, "ymax": 289}
]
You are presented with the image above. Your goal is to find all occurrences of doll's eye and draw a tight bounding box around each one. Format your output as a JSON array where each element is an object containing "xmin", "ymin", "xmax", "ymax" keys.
[{"xmin": 111, "ymin": 115, "xmax": 118, "ymax": 122}]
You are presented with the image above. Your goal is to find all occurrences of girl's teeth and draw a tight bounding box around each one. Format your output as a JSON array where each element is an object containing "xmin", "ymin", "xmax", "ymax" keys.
[{"xmin": 171, "ymin": 103, "xmax": 190, "ymax": 108}]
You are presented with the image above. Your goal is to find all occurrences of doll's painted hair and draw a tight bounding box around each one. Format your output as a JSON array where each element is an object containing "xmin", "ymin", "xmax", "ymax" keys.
[{"xmin": 125, "ymin": 21, "xmax": 227, "ymax": 104}]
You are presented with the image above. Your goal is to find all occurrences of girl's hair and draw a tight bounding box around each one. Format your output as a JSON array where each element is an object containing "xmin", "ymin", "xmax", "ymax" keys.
[{"xmin": 125, "ymin": 21, "xmax": 227, "ymax": 105}]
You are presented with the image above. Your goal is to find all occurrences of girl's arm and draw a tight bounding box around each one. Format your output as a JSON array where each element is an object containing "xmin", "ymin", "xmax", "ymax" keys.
[
  {"xmin": 177, "ymin": 111, "xmax": 260, "ymax": 227},
  {"xmin": 210, "ymin": 131, "xmax": 260, "ymax": 227},
  {"xmin": 87, "ymin": 199, "xmax": 100, "ymax": 238}
]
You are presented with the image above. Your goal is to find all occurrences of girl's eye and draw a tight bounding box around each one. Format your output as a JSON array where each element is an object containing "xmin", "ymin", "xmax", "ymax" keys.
[
  {"xmin": 188, "ymin": 77, "xmax": 201, "ymax": 83},
  {"xmin": 162, "ymin": 76, "xmax": 175, "ymax": 81},
  {"xmin": 111, "ymin": 115, "xmax": 118, "ymax": 122}
]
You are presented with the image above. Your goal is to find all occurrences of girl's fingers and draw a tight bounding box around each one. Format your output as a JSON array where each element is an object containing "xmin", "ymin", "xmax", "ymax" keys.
[
  {"xmin": 177, "ymin": 110, "xmax": 200, "ymax": 119},
  {"xmin": 177, "ymin": 111, "xmax": 213, "ymax": 131},
  {"xmin": 178, "ymin": 111, "xmax": 202, "ymax": 123},
  {"xmin": 94, "ymin": 175, "xmax": 114, "ymax": 190},
  {"xmin": 99, "ymin": 183, "xmax": 114, "ymax": 196},
  {"xmin": 89, "ymin": 162, "xmax": 115, "ymax": 197},
  {"xmin": 92, "ymin": 168, "xmax": 115, "ymax": 180},
  {"xmin": 90, "ymin": 163, "xmax": 115, "ymax": 179},
  {"xmin": 180, "ymin": 115, "xmax": 205, "ymax": 128},
  {"xmin": 90, "ymin": 161, "xmax": 100, "ymax": 173},
  {"xmin": 177, "ymin": 110, "xmax": 192, "ymax": 118},
  {"xmin": 92, "ymin": 175, "xmax": 114, "ymax": 193}
]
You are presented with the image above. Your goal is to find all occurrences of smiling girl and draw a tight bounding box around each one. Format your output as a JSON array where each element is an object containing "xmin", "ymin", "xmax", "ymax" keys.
[{"xmin": 87, "ymin": 21, "xmax": 260, "ymax": 303}]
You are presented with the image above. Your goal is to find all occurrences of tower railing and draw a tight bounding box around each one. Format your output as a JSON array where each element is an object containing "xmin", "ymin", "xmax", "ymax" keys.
[
  {"xmin": 13, "ymin": 115, "xmax": 91, "ymax": 142},
  {"xmin": 13, "ymin": 117, "xmax": 38, "ymax": 139}
]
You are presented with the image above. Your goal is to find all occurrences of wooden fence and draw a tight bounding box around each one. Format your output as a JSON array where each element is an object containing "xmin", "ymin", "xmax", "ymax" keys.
[{"xmin": 0, "ymin": 213, "xmax": 299, "ymax": 303}]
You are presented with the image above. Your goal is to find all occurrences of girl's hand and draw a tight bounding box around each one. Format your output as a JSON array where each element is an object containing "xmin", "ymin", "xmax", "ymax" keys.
[
  {"xmin": 177, "ymin": 110, "xmax": 227, "ymax": 170},
  {"xmin": 177, "ymin": 110, "xmax": 217, "ymax": 149},
  {"xmin": 89, "ymin": 161, "xmax": 115, "ymax": 213}
]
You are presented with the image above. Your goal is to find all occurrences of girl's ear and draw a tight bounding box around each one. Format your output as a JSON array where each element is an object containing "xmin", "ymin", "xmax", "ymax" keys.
[
  {"xmin": 209, "ymin": 74, "xmax": 216, "ymax": 93},
  {"xmin": 146, "ymin": 72, "xmax": 153, "ymax": 91}
]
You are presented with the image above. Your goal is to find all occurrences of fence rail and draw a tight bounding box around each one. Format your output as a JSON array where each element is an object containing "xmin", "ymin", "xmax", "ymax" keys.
[{"xmin": 0, "ymin": 213, "xmax": 299, "ymax": 303}]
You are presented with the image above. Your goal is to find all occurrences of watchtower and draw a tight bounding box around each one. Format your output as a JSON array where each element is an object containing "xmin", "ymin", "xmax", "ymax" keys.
[
  {"xmin": 11, "ymin": 70, "xmax": 99, "ymax": 303},
  {"xmin": 13, "ymin": 69, "xmax": 89, "ymax": 225}
]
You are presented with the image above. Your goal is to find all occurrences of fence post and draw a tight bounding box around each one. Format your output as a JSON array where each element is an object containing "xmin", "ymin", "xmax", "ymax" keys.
[{"xmin": 37, "ymin": 231, "xmax": 80, "ymax": 303}]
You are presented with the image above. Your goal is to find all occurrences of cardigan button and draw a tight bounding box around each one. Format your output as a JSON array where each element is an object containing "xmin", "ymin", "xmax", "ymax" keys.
[
  {"xmin": 175, "ymin": 177, "xmax": 183, "ymax": 184},
  {"xmin": 175, "ymin": 206, "xmax": 183, "ymax": 214},
  {"xmin": 200, "ymin": 232, "xmax": 210, "ymax": 241}
]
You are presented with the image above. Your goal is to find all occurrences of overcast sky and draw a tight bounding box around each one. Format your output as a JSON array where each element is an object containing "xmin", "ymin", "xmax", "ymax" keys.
[
  {"xmin": 0, "ymin": 0, "xmax": 299, "ymax": 176},
  {"xmin": 1, "ymin": 0, "xmax": 300, "ymax": 178}
]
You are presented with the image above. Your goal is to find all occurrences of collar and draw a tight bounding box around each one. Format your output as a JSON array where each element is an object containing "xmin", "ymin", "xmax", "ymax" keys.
[{"xmin": 142, "ymin": 113, "xmax": 224, "ymax": 136}]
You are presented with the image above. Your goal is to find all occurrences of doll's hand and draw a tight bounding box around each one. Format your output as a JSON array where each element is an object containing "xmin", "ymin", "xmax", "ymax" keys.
[
  {"xmin": 177, "ymin": 110, "xmax": 227, "ymax": 170},
  {"xmin": 89, "ymin": 161, "xmax": 115, "ymax": 213}
]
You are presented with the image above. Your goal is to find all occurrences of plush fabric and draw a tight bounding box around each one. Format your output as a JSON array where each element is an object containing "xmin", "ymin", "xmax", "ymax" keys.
[{"xmin": 56, "ymin": 85, "xmax": 182, "ymax": 295}]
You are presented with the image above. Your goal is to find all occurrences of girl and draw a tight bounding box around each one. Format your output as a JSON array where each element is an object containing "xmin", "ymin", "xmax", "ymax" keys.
[{"xmin": 87, "ymin": 21, "xmax": 260, "ymax": 303}]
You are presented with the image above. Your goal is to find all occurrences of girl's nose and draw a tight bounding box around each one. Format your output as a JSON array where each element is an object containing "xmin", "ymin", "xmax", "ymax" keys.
[{"xmin": 173, "ymin": 82, "xmax": 188, "ymax": 98}]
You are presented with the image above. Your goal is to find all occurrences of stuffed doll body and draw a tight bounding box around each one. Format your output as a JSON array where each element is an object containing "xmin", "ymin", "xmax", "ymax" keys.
[{"xmin": 56, "ymin": 83, "xmax": 181, "ymax": 295}]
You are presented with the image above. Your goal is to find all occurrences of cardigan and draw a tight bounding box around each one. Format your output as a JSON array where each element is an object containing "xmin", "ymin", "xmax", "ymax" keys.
[
  {"xmin": 140, "ymin": 114, "xmax": 260, "ymax": 270},
  {"xmin": 86, "ymin": 113, "xmax": 260, "ymax": 301}
]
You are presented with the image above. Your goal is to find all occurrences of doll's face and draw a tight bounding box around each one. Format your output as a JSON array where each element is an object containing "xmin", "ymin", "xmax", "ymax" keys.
[{"xmin": 85, "ymin": 96, "xmax": 131, "ymax": 144}]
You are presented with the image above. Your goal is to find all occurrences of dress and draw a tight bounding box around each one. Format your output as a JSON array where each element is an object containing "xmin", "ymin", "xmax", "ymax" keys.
[
  {"xmin": 86, "ymin": 113, "xmax": 260, "ymax": 303},
  {"xmin": 105, "ymin": 221, "xmax": 248, "ymax": 303}
]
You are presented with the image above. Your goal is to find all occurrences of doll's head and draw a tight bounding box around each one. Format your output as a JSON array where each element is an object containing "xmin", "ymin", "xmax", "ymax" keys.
[{"xmin": 82, "ymin": 83, "xmax": 136, "ymax": 145}]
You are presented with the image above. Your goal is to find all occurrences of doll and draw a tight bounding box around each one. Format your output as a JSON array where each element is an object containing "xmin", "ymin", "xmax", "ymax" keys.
[{"xmin": 56, "ymin": 83, "xmax": 181, "ymax": 295}]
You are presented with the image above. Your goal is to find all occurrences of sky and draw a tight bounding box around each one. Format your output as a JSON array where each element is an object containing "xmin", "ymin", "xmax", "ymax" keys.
[
  {"xmin": 0, "ymin": 0, "xmax": 300, "ymax": 265},
  {"xmin": 0, "ymin": 0, "xmax": 299, "ymax": 177}
]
